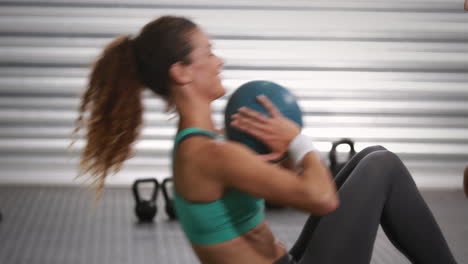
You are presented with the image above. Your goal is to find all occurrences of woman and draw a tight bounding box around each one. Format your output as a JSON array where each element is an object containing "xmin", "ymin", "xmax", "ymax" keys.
[{"xmin": 71, "ymin": 16, "xmax": 457, "ymax": 264}]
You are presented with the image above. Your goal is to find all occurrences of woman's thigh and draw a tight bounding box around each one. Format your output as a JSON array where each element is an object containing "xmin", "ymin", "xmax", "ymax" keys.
[
  {"xmin": 296, "ymin": 149, "xmax": 396, "ymax": 264},
  {"xmin": 288, "ymin": 145, "xmax": 387, "ymax": 261}
]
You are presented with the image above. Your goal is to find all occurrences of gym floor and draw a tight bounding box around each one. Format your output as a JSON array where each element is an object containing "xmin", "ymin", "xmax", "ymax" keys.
[{"xmin": 0, "ymin": 186, "xmax": 466, "ymax": 264}]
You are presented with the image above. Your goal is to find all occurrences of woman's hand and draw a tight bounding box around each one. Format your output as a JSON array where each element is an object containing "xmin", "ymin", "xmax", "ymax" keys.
[{"xmin": 230, "ymin": 94, "xmax": 301, "ymax": 161}]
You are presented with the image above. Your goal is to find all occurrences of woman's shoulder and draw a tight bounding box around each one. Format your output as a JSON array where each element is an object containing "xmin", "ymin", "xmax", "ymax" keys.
[
  {"xmin": 176, "ymin": 137, "xmax": 255, "ymax": 183},
  {"xmin": 194, "ymin": 138, "xmax": 255, "ymax": 164},
  {"xmin": 174, "ymin": 138, "xmax": 232, "ymax": 202}
]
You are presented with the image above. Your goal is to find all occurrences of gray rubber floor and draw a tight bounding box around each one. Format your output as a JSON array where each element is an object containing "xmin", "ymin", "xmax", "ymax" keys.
[{"xmin": 0, "ymin": 186, "xmax": 466, "ymax": 264}]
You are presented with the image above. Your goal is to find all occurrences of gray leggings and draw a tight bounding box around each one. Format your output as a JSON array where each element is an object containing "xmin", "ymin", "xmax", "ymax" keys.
[{"xmin": 274, "ymin": 146, "xmax": 457, "ymax": 264}]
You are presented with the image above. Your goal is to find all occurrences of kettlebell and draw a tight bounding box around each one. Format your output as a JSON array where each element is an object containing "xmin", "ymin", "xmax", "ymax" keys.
[
  {"xmin": 329, "ymin": 138, "xmax": 356, "ymax": 177},
  {"xmin": 132, "ymin": 178, "xmax": 159, "ymax": 222},
  {"xmin": 162, "ymin": 178, "xmax": 177, "ymax": 220}
]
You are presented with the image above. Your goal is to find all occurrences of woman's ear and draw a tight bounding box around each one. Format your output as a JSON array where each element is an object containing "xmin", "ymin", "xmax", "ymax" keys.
[{"xmin": 169, "ymin": 62, "xmax": 192, "ymax": 84}]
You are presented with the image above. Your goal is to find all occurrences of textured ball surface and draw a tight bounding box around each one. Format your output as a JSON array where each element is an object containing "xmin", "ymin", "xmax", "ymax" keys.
[{"xmin": 224, "ymin": 80, "xmax": 303, "ymax": 154}]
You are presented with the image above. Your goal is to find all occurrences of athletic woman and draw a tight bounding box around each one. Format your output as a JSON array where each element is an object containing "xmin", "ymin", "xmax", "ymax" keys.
[{"xmin": 71, "ymin": 16, "xmax": 457, "ymax": 264}]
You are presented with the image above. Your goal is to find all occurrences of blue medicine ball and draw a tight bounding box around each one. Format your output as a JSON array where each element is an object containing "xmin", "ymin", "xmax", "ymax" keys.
[{"xmin": 224, "ymin": 80, "xmax": 303, "ymax": 155}]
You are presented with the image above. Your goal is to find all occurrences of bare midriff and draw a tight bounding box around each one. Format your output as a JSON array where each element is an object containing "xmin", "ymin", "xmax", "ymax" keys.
[{"xmin": 191, "ymin": 221, "xmax": 288, "ymax": 264}]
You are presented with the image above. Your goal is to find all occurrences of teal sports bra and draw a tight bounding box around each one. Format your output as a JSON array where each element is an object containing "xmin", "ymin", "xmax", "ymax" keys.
[{"xmin": 172, "ymin": 127, "xmax": 265, "ymax": 245}]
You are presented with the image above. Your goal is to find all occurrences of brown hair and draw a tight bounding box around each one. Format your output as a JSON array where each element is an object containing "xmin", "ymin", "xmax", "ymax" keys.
[{"xmin": 69, "ymin": 16, "xmax": 197, "ymax": 199}]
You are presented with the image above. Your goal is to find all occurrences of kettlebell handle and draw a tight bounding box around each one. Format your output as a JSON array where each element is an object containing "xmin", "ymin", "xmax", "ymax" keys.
[
  {"xmin": 329, "ymin": 138, "xmax": 356, "ymax": 168},
  {"xmin": 132, "ymin": 178, "xmax": 160, "ymax": 203},
  {"xmin": 161, "ymin": 178, "xmax": 173, "ymax": 202}
]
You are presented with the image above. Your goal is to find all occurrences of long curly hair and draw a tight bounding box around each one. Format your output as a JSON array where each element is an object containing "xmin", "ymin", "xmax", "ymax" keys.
[{"xmin": 69, "ymin": 16, "xmax": 197, "ymax": 200}]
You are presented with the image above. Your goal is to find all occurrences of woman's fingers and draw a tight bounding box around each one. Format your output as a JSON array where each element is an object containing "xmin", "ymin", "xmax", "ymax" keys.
[
  {"xmin": 231, "ymin": 121, "xmax": 265, "ymax": 141},
  {"xmin": 232, "ymin": 94, "xmax": 280, "ymax": 123},
  {"xmin": 237, "ymin": 107, "xmax": 269, "ymax": 123},
  {"xmin": 231, "ymin": 115, "xmax": 270, "ymax": 136},
  {"xmin": 257, "ymin": 95, "xmax": 281, "ymax": 117}
]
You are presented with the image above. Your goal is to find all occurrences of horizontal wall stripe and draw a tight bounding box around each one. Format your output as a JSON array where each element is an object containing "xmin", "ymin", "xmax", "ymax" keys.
[
  {"xmin": 2, "ymin": 111, "xmax": 468, "ymax": 130},
  {"xmin": 2, "ymin": 97, "xmax": 467, "ymax": 115},
  {"xmin": 1, "ymin": 155, "xmax": 465, "ymax": 169},
  {"xmin": 0, "ymin": 0, "xmax": 463, "ymax": 14},
  {"xmin": 1, "ymin": 67, "xmax": 467, "ymax": 82},
  {"xmin": 2, "ymin": 42, "xmax": 468, "ymax": 70},
  {"xmin": 2, "ymin": 77, "xmax": 468, "ymax": 97},
  {"xmin": 1, "ymin": 140, "xmax": 467, "ymax": 161},
  {"xmin": 2, "ymin": 63, "xmax": 467, "ymax": 73},
  {"xmin": 1, "ymin": 127, "xmax": 468, "ymax": 146},
  {"xmin": 4, "ymin": 37, "xmax": 468, "ymax": 50}
]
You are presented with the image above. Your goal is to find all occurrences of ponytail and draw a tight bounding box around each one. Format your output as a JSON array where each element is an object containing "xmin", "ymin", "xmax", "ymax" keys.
[{"xmin": 69, "ymin": 35, "xmax": 144, "ymax": 200}]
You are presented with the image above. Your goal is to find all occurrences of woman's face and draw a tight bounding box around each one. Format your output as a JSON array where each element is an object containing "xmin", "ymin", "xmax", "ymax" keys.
[{"xmin": 185, "ymin": 28, "xmax": 225, "ymax": 101}]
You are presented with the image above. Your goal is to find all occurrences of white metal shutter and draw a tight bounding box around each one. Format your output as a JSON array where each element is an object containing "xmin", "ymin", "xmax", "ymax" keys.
[{"xmin": 0, "ymin": 0, "xmax": 467, "ymax": 187}]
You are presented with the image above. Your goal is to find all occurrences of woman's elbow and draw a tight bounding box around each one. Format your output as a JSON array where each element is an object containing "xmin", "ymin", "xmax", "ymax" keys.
[
  {"xmin": 322, "ymin": 193, "xmax": 340, "ymax": 215},
  {"xmin": 314, "ymin": 192, "xmax": 340, "ymax": 216}
]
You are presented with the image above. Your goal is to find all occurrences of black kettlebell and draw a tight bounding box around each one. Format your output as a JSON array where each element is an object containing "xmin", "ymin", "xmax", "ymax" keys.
[
  {"xmin": 329, "ymin": 138, "xmax": 356, "ymax": 177},
  {"xmin": 162, "ymin": 178, "xmax": 177, "ymax": 220},
  {"xmin": 132, "ymin": 178, "xmax": 159, "ymax": 222}
]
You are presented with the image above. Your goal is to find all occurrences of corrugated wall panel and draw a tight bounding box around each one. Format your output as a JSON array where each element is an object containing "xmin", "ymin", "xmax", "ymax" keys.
[{"xmin": 0, "ymin": 0, "xmax": 467, "ymax": 187}]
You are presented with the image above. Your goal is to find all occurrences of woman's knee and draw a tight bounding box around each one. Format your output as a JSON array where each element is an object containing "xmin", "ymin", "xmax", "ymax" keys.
[
  {"xmin": 341, "ymin": 150, "xmax": 398, "ymax": 189},
  {"xmin": 360, "ymin": 149, "xmax": 402, "ymax": 171},
  {"xmin": 358, "ymin": 145, "xmax": 387, "ymax": 155}
]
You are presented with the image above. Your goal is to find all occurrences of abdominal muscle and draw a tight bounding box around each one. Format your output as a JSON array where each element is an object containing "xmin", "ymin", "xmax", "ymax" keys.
[{"xmin": 191, "ymin": 221, "xmax": 288, "ymax": 264}]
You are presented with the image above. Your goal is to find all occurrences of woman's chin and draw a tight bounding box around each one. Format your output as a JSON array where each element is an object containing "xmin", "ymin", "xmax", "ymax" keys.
[{"xmin": 215, "ymin": 87, "xmax": 226, "ymax": 99}]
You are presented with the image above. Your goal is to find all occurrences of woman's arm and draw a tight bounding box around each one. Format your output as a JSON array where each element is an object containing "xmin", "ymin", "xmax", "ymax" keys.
[
  {"xmin": 278, "ymin": 156, "xmax": 298, "ymax": 172},
  {"xmin": 199, "ymin": 140, "xmax": 338, "ymax": 215}
]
